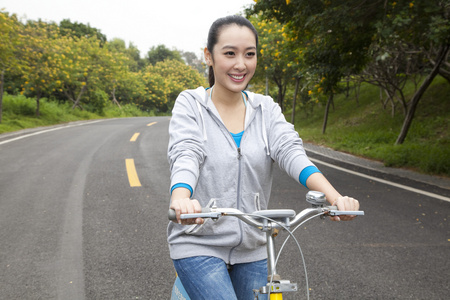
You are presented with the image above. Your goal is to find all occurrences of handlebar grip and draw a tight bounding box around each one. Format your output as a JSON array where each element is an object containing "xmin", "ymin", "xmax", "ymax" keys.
[
  {"xmin": 168, "ymin": 209, "xmax": 177, "ymax": 221},
  {"xmin": 168, "ymin": 208, "xmax": 211, "ymax": 221}
]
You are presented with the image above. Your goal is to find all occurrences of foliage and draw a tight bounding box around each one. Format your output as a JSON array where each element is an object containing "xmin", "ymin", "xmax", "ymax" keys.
[
  {"xmin": 59, "ymin": 19, "xmax": 107, "ymax": 45},
  {"xmin": 250, "ymin": 0, "xmax": 449, "ymax": 142},
  {"xmin": 294, "ymin": 77, "xmax": 449, "ymax": 176},
  {"xmin": 141, "ymin": 59, "xmax": 206, "ymax": 112},
  {"xmin": 180, "ymin": 50, "xmax": 206, "ymax": 75},
  {"xmin": 251, "ymin": 0, "xmax": 376, "ymax": 94},
  {"xmin": 250, "ymin": 13, "xmax": 301, "ymax": 111},
  {"xmin": 0, "ymin": 93, "xmax": 152, "ymax": 134},
  {"xmin": 107, "ymin": 38, "xmax": 143, "ymax": 72},
  {"xmin": 146, "ymin": 44, "xmax": 184, "ymax": 66},
  {"xmin": 0, "ymin": 10, "xmax": 21, "ymax": 123},
  {"xmin": 0, "ymin": 11, "xmax": 206, "ymax": 120}
]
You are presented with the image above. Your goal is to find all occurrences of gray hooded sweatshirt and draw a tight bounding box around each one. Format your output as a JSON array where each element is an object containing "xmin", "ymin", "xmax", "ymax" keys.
[{"xmin": 167, "ymin": 87, "xmax": 315, "ymax": 265}]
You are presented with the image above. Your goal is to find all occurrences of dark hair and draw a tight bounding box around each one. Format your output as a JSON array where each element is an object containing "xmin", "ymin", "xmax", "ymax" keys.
[{"xmin": 207, "ymin": 15, "xmax": 259, "ymax": 87}]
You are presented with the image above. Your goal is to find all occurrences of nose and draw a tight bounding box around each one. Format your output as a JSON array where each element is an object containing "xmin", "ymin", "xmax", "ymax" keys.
[{"xmin": 234, "ymin": 55, "xmax": 246, "ymax": 71}]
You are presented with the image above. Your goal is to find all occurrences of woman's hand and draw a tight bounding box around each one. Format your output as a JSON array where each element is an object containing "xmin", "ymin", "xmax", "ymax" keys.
[
  {"xmin": 331, "ymin": 196, "xmax": 360, "ymax": 221},
  {"xmin": 170, "ymin": 197, "xmax": 204, "ymax": 225}
]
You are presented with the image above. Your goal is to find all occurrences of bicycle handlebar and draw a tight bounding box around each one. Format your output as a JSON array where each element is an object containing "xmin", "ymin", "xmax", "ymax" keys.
[{"xmin": 168, "ymin": 206, "xmax": 364, "ymax": 229}]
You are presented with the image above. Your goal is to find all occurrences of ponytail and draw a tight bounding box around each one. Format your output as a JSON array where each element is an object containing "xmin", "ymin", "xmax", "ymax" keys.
[{"xmin": 208, "ymin": 66, "xmax": 215, "ymax": 87}]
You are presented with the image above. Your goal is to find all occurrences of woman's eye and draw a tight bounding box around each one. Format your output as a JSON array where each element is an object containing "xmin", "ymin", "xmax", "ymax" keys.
[
  {"xmin": 225, "ymin": 51, "xmax": 235, "ymax": 56},
  {"xmin": 247, "ymin": 52, "xmax": 256, "ymax": 57}
]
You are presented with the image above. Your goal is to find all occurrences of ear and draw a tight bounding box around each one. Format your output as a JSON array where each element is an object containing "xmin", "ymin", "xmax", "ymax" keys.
[{"xmin": 204, "ymin": 47, "xmax": 212, "ymax": 66}]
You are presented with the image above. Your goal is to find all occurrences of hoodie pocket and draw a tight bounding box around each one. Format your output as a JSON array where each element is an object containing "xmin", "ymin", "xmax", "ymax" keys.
[
  {"xmin": 184, "ymin": 198, "xmax": 216, "ymax": 235},
  {"xmin": 240, "ymin": 192, "xmax": 265, "ymax": 214},
  {"xmin": 184, "ymin": 197, "xmax": 240, "ymax": 245},
  {"xmin": 239, "ymin": 193, "xmax": 266, "ymax": 250}
]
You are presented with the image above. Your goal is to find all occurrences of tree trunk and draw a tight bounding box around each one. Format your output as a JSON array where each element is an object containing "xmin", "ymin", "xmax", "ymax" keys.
[
  {"xmin": 36, "ymin": 91, "xmax": 41, "ymax": 117},
  {"xmin": 111, "ymin": 85, "xmax": 121, "ymax": 108},
  {"xmin": 265, "ymin": 75, "xmax": 269, "ymax": 96},
  {"xmin": 395, "ymin": 44, "xmax": 450, "ymax": 145},
  {"xmin": 71, "ymin": 85, "xmax": 88, "ymax": 110},
  {"xmin": 277, "ymin": 84, "xmax": 284, "ymax": 111},
  {"xmin": 322, "ymin": 93, "xmax": 333, "ymax": 134},
  {"xmin": 355, "ymin": 81, "xmax": 360, "ymax": 104},
  {"xmin": 0, "ymin": 70, "xmax": 4, "ymax": 124},
  {"xmin": 291, "ymin": 77, "xmax": 300, "ymax": 124}
]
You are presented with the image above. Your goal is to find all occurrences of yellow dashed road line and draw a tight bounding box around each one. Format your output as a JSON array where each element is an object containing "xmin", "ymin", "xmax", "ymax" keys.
[
  {"xmin": 126, "ymin": 123, "xmax": 158, "ymax": 187},
  {"xmin": 130, "ymin": 133, "xmax": 140, "ymax": 142},
  {"xmin": 125, "ymin": 159, "xmax": 142, "ymax": 187}
]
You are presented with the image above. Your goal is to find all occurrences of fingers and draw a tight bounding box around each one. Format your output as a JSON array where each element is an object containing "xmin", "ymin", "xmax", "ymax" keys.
[
  {"xmin": 332, "ymin": 196, "xmax": 360, "ymax": 222},
  {"xmin": 169, "ymin": 198, "xmax": 204, "ymax": 225}
]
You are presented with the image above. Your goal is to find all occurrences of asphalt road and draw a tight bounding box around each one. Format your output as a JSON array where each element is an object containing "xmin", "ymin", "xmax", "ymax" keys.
[{"xmin": 0, "ymin": 117, "xmax": 448, "ymax": 299}]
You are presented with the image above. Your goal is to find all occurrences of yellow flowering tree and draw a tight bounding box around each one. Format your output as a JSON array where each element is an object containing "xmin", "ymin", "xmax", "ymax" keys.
[
  {"xmin": 0, "ymin": 11, "xmax": 21, "ymax": 122},
  {"xmin": 141, "ymin": 59, "xmax": 205, "ymax": 112},
  {"xmin": 17, "ymin": 21, "xmax": 63, "ymax": 116},
  {"xmin": 54, "ymin": 34, "xmax": 130, "ymax": 112},
  {"xmin": 250, "ymin": 14, "xmax": 300, "ymax": 111}
]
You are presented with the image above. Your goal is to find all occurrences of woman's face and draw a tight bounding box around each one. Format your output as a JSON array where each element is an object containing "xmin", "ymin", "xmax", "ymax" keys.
[{"xmin": 205, "ymin": 24, "xmax": 257, "ymax": 93}]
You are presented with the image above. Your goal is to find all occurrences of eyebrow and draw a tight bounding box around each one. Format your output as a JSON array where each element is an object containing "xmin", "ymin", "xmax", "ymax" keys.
[{"xmin": 221, "ymin": 45, "xmax": 257, "ymax": 51}]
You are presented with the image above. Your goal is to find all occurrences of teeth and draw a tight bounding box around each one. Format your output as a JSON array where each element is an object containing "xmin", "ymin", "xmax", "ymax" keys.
[{"xmin": 230, "ymin": 74, "xmax": 244, "ymax": 80}]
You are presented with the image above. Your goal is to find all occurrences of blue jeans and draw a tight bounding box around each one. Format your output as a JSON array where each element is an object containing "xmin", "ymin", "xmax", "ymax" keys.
[{"xmin": 173, "ymin": 256, "xmax": 268, "ymax": 300}]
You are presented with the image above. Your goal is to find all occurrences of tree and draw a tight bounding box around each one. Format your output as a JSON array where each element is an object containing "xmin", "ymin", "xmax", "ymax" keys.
[
  {"xmin": 0, "ymin": 11, "xmax": 21, "ymax": 123},
  {"xmin": 146, "ymin": 44, "xmax": 183, "ymax": 66},
  {"xmin": 107, "ymin": 38, "xmax": 143, "ymax": 72},
  {"xmin": 250, "ymin": 14, "xmax": 298, "ymax": 111},
  {"xmin": 54, "ymin": 34, "xmax": 130, "ymax": 112},
  {"xmin": 59, "ymin": 19, "xmax": 107, "ymax": 45},
  {"xmin": 387, "ymin": 0, "xmax": 450, "ymax": 144},
  {"xmin": 355, "ymin": 0, "xmax": 449, "ymax": 143},
  {"xmin": 141, "ymin": 59, "xmax": 205, "ymax": 112},
  {"xmin": 180, "ymin": 50, "xmax": 205, "ymax": 75},
  {"xmin": 17, "ymin": 20, "xmax": 63, "ymax": 116},
  {"xmin": 251, "ymin": 0, "xmax": 379, "ymax": 133}
]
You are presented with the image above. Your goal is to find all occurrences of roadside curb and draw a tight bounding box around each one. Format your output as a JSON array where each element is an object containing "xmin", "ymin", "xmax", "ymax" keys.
[{"xmin": 304, "ymin": 143, "xmax": 450, "ymax": 195}]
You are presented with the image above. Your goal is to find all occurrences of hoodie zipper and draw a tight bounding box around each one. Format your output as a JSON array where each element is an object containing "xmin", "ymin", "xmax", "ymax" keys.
[{"xmin": 227, "ymin": 143, "xmax": 245, "ymax": 264}]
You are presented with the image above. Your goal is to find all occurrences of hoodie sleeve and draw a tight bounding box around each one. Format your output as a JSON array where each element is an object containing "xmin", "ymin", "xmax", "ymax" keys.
[
  {"xmin": 167, "ymin": 92, "xmax": 206, "ymax": 196},
  {"xmin": 265, "ymin": 97, "xmax": 316, "ymax": 182}
]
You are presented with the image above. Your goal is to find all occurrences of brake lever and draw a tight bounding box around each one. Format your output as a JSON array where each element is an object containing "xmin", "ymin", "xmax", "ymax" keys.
[
  {"xmin": 179, "ymin": 212, "xmax": 222, "ymax": 219},
  {"xmin": 327, "ymin": 210, "xmax": 365, "ymax": 216}
]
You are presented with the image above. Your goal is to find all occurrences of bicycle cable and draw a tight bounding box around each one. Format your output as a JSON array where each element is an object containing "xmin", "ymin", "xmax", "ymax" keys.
[{"xmin": 244, "ymin": 211, "xmax": 326, "ymax": 300}]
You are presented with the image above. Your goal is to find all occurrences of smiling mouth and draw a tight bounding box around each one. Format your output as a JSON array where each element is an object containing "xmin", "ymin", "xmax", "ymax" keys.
[{"xmin": 229, "ymin": 74, "xmax": 245, "ymax": 80}]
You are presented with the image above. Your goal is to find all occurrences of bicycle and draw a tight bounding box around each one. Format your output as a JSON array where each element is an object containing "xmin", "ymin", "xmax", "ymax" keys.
[{"xmin": 168, "ymin": 191, "xmax": 364, "ymax": 299}]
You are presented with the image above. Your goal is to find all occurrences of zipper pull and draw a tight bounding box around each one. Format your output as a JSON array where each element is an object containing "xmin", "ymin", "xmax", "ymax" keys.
[{"xmin": 237, "ymin": 148, "xmax": 242, "ymax": 159}]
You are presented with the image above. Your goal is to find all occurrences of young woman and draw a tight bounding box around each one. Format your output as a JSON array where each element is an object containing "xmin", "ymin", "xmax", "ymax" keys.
[{"xmin": 167, "ymin": 15, "xmax": 360, "ymax": 300}]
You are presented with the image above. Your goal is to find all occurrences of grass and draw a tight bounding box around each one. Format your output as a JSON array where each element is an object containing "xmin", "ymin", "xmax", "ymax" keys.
[
  {"xmin": 0, "ymin": 94, "xmax": 153, "ymax": 134},
  {"xmin": 292, "ymin": 76, "xmax": 449, "ymax": 177}
]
